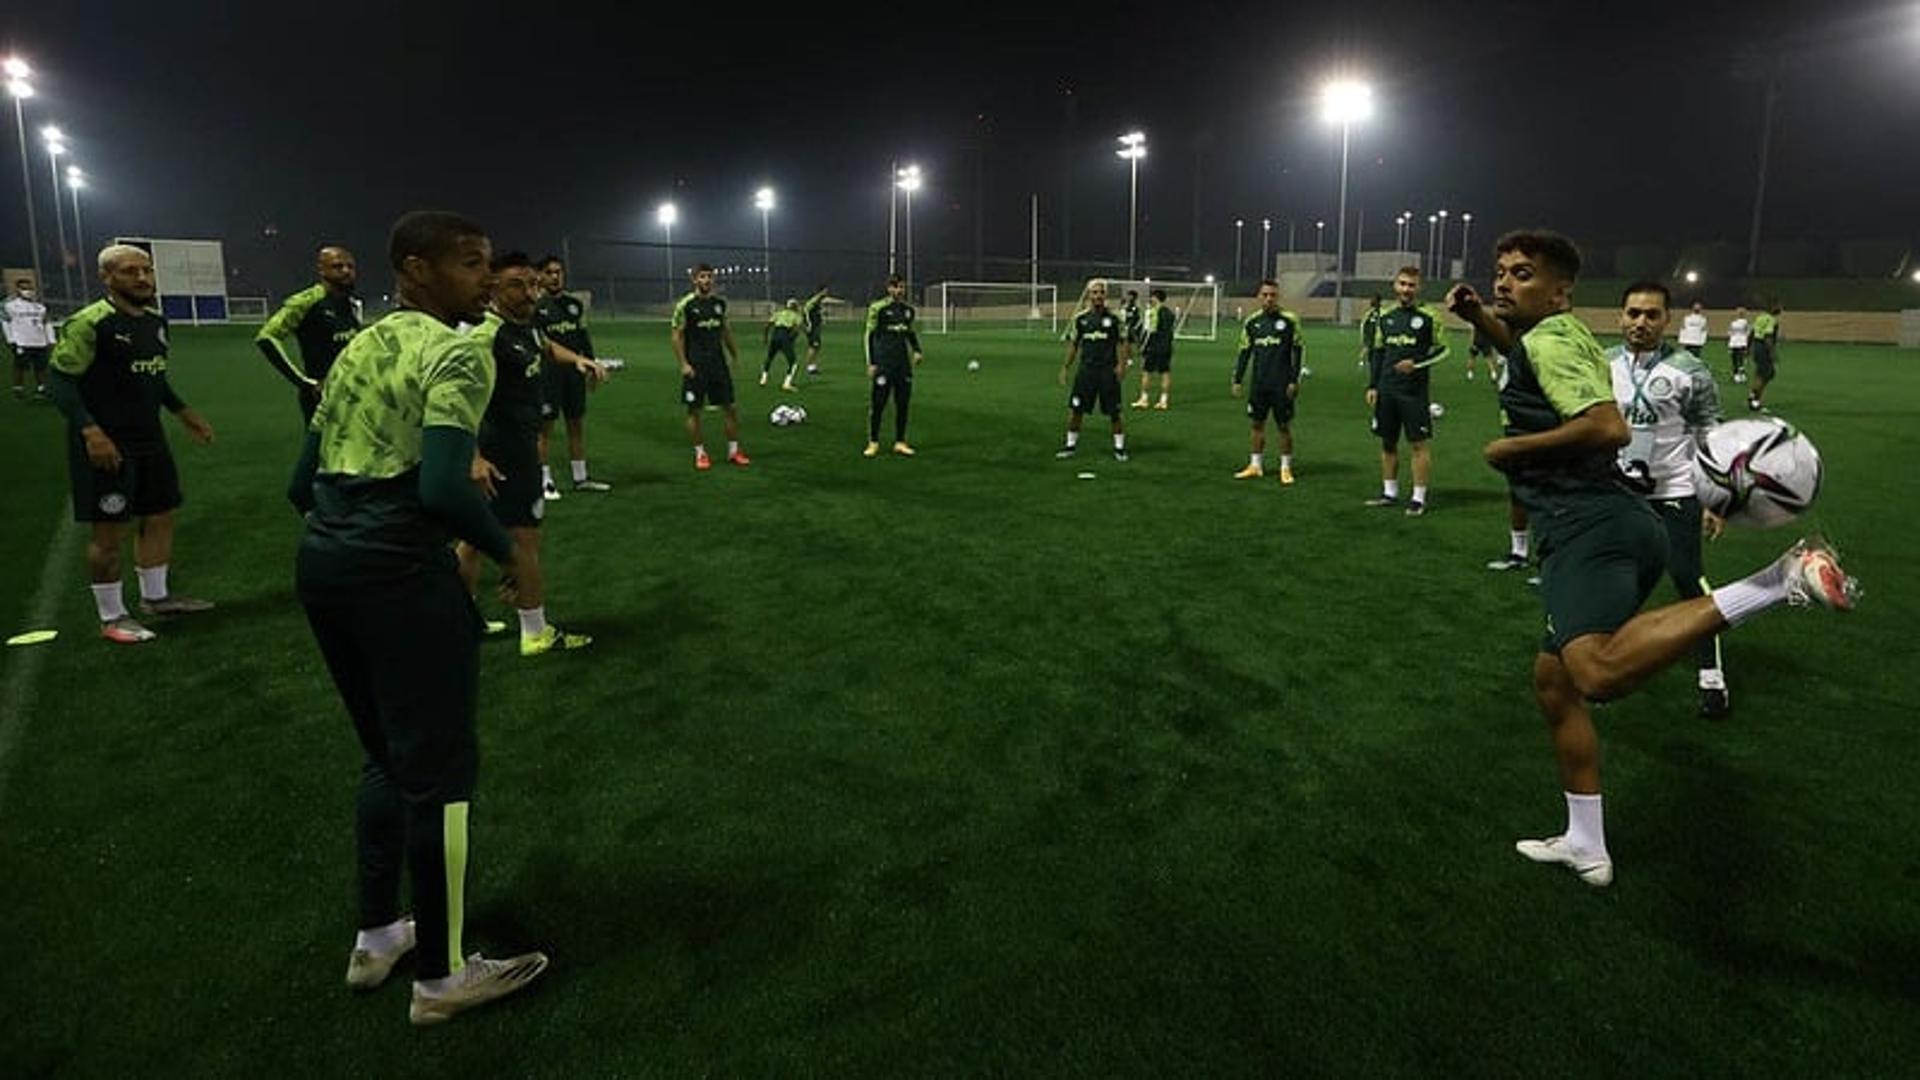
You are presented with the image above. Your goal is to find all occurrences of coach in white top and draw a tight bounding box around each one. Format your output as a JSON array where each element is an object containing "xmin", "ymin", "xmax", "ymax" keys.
[
  {"xmin": 1676, "ymin": 300, "xmax": 1709, "ymax": 357},
  {"xmin": 1610, "ymin": 281, "xmax": 1729, "ymax": 718},
  {"xmin": 1726, "ymin": 305, "xmax": 1752, "ymax": 382},
  {"xmin": 4, "ymin": 277, "xmax": 54, "ymax": 399}
]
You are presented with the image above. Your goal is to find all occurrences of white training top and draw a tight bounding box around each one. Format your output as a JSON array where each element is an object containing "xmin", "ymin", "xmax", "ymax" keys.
[
  {"xmin": 1727, "ymin": 317, "xmax": 1751, "ymax": 348},
  {"xmin": 3, "ymin": 296, "xmax": 54, "ymax": 349},
  {"xmin": 1610, "ymin": 344, "xmax": 1721, "ymax": 500},
  {"xmin": 1677, "ymin": 311, "xmax": 1709, "ymax": 346}
]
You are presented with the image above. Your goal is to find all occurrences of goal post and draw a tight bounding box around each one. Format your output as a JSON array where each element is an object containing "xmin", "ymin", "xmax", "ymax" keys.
[
  {"xmin": 225, "ymin": 296, "xmax": 271, "ymax": 324},
  {"xmin": 1073, "ymin": 278, "xmax": 1221, "ymax": 341},
  {"xmin": 926, "ymin": 281, "xmax": 1059, "ymax": 335}
]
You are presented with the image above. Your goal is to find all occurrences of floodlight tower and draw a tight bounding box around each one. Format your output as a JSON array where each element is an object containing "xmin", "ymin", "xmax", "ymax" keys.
[
  {"xmin": 1425, "ymin": 214, "xmax": 1438, "ymax": 273},
  {"xmin": 895, "ymin": 165, "xmax": 922, "ymax": 291},
  {"xmin": 1459, "ymin": 213, "xmax": 1474, "ymax": 277},
  {"xmin": 1320, "ymin": 78, "xmax": 1373, "ymax": 317},
  {"xmin": 1116, "ymin": 131, "xmax": 1147, "ymax": 278},
  {"xmin": 6, "ymin": 58, "xmax": 45, "ymax": 297},
  {"xmin": 754, "ymin": 186, "xmax": 775, "ymax": 305},
  {"xmin": 66, "ymin": 166, "xmax": 87, "ymax": 301},
  {"xmin": 1435, "ymin": 209, "xmax": 1450, "ymax": 273},
  {"xmin": 656, "ymin": 202, "xmax": 677, "ymax": 302},
  {"xmin": 1260, "ymin": 218, "xmax": 1271, "ymax": 280},
  {"xmin": 43, "ymin": 126, "xmax": 74, "ymax": 303},
  {"xmin": 1233, "ymin": 218, "xmax": 1244, "ymax": 283},
  {"xmin": 1314, "ymin": 219, "xmax": 1325, "ymax": 256}
]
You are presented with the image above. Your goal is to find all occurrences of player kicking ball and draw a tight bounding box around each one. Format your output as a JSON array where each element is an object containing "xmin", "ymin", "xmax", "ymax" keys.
[
  {"xmin": 1056, "ymin": 279, "xmax": 1131, "ymax": 462},
  {"xmin": 1449, "ymin": 230, "xmax": 1858, "ymax": 889},
  {"xmin": 1230, "ymin": 280, "xmax": 1303, "ymax": 485}
]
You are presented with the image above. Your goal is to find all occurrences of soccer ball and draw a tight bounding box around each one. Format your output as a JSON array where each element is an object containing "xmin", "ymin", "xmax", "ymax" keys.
[
  {"xmin": 1429, "ymin": 401, "xmax": 1446, "ymax": 418},
  {"xmin": 1692, "ymin": 417, "xmax": 1822, "ymax": 528},
  {"xmin": 1300, "ymin": 365, "xmax": 1314, "ymax": 379},
  {"xmin": 789, "ymin": 405, "xmax": 807, "ymax": 424},
  {"xmin": 967, "ymin": 359, "xmax": 981, "ymax": 372},
  {"xmin": 769, "ymin": 405, "xmax": 797, "ymax": 427}
]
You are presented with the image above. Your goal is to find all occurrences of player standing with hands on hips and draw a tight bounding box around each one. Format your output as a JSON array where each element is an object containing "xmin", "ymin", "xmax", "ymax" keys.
[
  {"xmin": 864, "ymin": 274, "xmax": 923, "ymax": 457},
  {"xmin": 1231, "ymin": 279, "xmax": 1303, "ymax": 485},
  {"xmin": 1056, "ymin": 279, "xmax": 1131, "ymax": 462}
]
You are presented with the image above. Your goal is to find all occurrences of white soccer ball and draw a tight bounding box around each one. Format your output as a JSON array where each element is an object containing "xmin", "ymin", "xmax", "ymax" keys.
[
  {"xmin": 967, "ymin": 359, "xmax": 981, "ymax": 372},
  {"xmin": 1429, "ymin": 401, "xmax": 1446, "ymax": 418},
  {"xmin": 769, "ymin": 405, "xmax": 795, "ymax": 427},
  {"xmin": 1299, "ymin": 365, "xmax": 1313, "ymax": 379},
  {"xmin": 789, "ymin": 405, "xmax": 808, "ymax": 424},
  {"xmin": 1692, "ymin": 417, "xmax": 1822, "ymax": 528}
]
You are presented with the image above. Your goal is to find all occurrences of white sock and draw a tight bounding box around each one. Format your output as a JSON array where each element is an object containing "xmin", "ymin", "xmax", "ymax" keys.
[
  {"xmin": 1412, "ymin": 485, "xmax": 1428, "ymax": 503},
  {"xmin": 91, "ymin": 582, "xmax": 128, "ymax": 623},
  {"xmin": 1065, "ymin": 431, "xmax": 1079, "ymax": 449},
  {"xmin": 1711, "ymin": 557, "xmax": 1790, "ymax": 627},
  {"xmin": 518, "ymin": 605, "xmax": 548, "ymax": 639},
  {"xmin": 136, "ymin": 564, "xmax": 168, "ymax": 602},
  {"xmin": 570, "ymin": 459, "xmax": 587, "ymax": 483},
  {"xmin": 1113, "ymin": 432, "xmax": 1126, "ymax": 450},
  {"xmin": 1564, "ymin": 792, "xmax": 1608, "ymax": 857},
  {"xmin": 1249, "ymin": 452, "xmax": 1264, "ymax": 469},
  {"xmin": 1698, "ymin": 667, "xmax": 1726, "ymax": 691},
  {"xmin": 1280, "ymin": 453, "xmax": 1293, "ymax": 470},
  {"xmin": 694, "ymin": 445, "xmax": 707, "ymax": 459},
  {"xmin": 1510, "ymin": 530, "xmax": 1530, "ymax": 559},
  {"xmin": 541, "ymin": 465, "xmax": 554, "ymax": 487},
  {"xmin": 727, "ymin": 440, "xmax": 740, "ymax": 456},
  {"xmin": 354, "ymin": 915, "xmax": 411, "ymax": 954},
  {"xmin": 1383, "ymin": 479, "xmax": 1400, "ymax": 499}
]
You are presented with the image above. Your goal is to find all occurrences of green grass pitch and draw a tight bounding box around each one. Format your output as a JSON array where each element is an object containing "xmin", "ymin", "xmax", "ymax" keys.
[{"xmin": 1, "ymin": 317, "xmax": 1915, "ymax": 1076}]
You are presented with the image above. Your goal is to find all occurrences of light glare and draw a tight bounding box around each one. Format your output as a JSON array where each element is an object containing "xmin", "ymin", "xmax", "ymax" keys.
[
  {"xmin": 2, "ymin": 58, "xmax": 28, "ymax": 79},
  {"xmin": 1320, "ymin": 79, "xmax": 1374, "ymax": 125},
  {"xmin": 656, "ymin": 202, "xmax": 677, "ymax": 227}
]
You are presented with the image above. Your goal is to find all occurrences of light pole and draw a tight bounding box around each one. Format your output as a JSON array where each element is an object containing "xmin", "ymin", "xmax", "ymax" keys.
[
  {"xmin": 896, "ymin": 165, "xmax": 922, "ymax": 292},
  {"xmin": 1435, "ymin": 209, "xmax": 1449, "ymax": 275},
  {"xmin": 1286, "ymin": 219, "xmax": 1296, "ymax": 254},
  {"xmin": 43, "ymin": 126, "xmax": 74, "ymax": 304},
  {"xmin": 1233, "ymin": 219, "xmax": 1244, "ymax": 283},
  {"xmin": 1260, "ymin": 218, "xmax": 1271, "ymax": 280},
  {"xmin": 1320, "ymin": 78, "xmax": 1372, "ymax": 319},
  {"xmin": 66, "ymin": 167, "xmax": 86, "ymax": 302},
  {"xmin": 6, "ymin": 59, "xmax": 45, "ymax": 298},
  {"xmin": 1459, "ymin": 213, "xmax": 1473, "ymax": 277},
  {"xmin": 754, "ymin": 186, "xmax": 775, "ymax": 306},
  {"xmin": 1314, "ymin": 219, "xmax": 1325, "ymax": 256},
  {"xmin": 656, "ymin": 202, "xmax": 677, "ymax": 303},
  {"xmin": 1116, "ymin": 131, "xmax": 1146, "ymax": 278},
  {"xmin": 1425, "ymin": 214, "xmax": 1438, "ymax": 273}
]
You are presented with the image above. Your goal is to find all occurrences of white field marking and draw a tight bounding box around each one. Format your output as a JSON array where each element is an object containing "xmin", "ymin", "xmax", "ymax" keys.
[{"xmin": 0, "ymin": 509, "xmax": 83, "ymax": 814}]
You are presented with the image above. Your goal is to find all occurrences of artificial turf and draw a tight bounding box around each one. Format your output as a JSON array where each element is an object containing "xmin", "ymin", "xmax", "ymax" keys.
[{"xmin": 0, "ymin": 315, "xmax": 1914, "ymax": 1076}]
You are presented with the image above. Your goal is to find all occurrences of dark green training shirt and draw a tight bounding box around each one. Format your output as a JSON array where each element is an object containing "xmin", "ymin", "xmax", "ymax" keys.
[
  {"xmin": 1121, "ymin": 299, "xmax": 1144, "ymax": 344},
  {"xmin": 865, "ymin": 298, "xmax": 921, "ymax": 368},
  {"xmin": 1142, "ymin": 302, "xmax": 1175, "ymax": 357},
  {"xmin": 803, "ymin": 292, "xmax": 826, "ymax": 332},
  {"xmin": 672, "ymin": 291, "xmax": 729, "ymax": 365},
  {"xmin": 258, "ymin": 283, "xmax": 361, "ymax": 382},
  {"xmin": 1497, "ymin": 312, "xmax": 1641, "ymax": 538},
  {"xmin": 1234, "ymin": 308, "xmax": 1303, "ymax": 389},
  {"xmin": 472, "ymin": 312, "xmax": 547, "ymax": 449},
  {"xmin": 1370, "ymin": 302, "xmax": 1449, "ymax": 393},
  {"xmin": 1071, "ymin": 306, "xmax": 1126, "ymax": 371},
  {"xmin": 50, "ymin": 300, "xmax": 181, "ymax": 449},
  {"xmin": 534, "ymin": 292, "xmax": 594, "ymax": 358}
]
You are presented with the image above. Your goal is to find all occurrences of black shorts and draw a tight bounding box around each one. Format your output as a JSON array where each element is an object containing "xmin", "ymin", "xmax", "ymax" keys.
[
  {"xmin": 681, "ymin": 360, "xmax": 735, "ymax": 409},
  {"xmin": 1537, "ymin": 502, "xmax": 1667, "ymax": 653},
  {"xmin": 542, "ymin": 362, "xmax": 586, "ymax": 421},
  {"xmin": 805, "ymin": 325, "xmax": 822, "ymax": 349},
  {"xmin": 1246, "ymin": 386, "xmax": 1295, "ymax": 425},
  {"xmin": 1730, "ymin": 345, "xmax": 1748, "ymax": 366},
  {"xmin": 1372, "ymin": 389, "xmax": 1432, "ymax": 447},
  {"xmin": 1068, "ymin": 366, "xmax": 1123, "ymax": 417},
  {"xmin": 12, "ymin": 345, "xmax": 49, "ymax": 372},
  {"xmin": 1654, "ymin": 496, "xmax": 1706, "ymax": 595},
  {"xmin": 1752, "ymin": 343, "xmax": 1776, "ymax": 380},
  {"xmin": 68, "ymin": 430, "xmax": 181, "ymax": 522},
  {"xmin": 1142, "ymin": 349, "xmax": 1172, "ymax": 374},
  {"xmin": 481, "ymin": 434, "xmax": 544, "ymax": 529}
]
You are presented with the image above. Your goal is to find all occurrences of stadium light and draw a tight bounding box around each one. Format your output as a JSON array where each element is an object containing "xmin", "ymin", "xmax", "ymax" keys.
[
  {"xmin": 1685, "ymin": 270, "xmax": 1700, "ymax": 284},
  {"xmin": 1233, "ymin": 219, "xmax": 1244, "ymax": 283},
  {"xmin": 1436, "ymin": 209, "xmax": 1450, "ymax": 273},
  {"xmin": 1260, "ymin": 218, "xmax": 1272, "ymax": 280},
  {"xmin": 1911, "ymin": 269, "xmax": 1920, "ymax": 284},
  {"xmin": 1203, "ymin": 273, "xmax": 1216, "ymax": 284},
  {"xmin": 1460, "ymin": 213, "xmax": 1474, "ymax": 276},
  {"xmin": 1116, "ymin": 131, "xmax": 1147, "ymax": 278},
  {"xmin": 65, "ymin": 165, "xmax": 87, "ymax": 301},
  {"xmin": 1314, "ymin": 219, "xmax": 1325, "ymax": 256},
  {"xmin": 895, "ymin": 165, "xmax": 922, "ymax": 291},
  {"xmin": 655, "ymin": 202, "xmax": 676, "ymax": 302},
  {"xmin": 1426, "ymin": 214, "xmax": 1438, "ymax": 274},
  {"xmin": 7, "ymin": 66, "xmax": 45, "ymax": 298},
  {"xmin": 754, "ymin": 187, "xmax": 776, "ymax": 304},
  {"xmin": 1321, "ymin": 78, "xmax": 1372, "ymax": 320},
  {"xmin": 41, "ymin": 126, "xmax": 75, "ymax": 304}
]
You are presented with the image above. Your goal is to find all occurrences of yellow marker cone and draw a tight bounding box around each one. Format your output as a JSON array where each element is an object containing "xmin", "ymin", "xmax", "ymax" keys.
[{"xmin": 6, "ymin": 630, "xmax": 59, "ymax": 646}]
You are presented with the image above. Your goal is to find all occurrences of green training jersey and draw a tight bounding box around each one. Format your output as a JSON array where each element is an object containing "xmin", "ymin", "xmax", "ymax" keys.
[
  {"xmin": 803, "ymin": 292, "xmax": 826, "ymax": 332},
  {"xmin": 1234, "ymin": 308, "xmax": 1303, "ymax": 389},
  {"xmin": 1752, "ymin": 312, "xmax": 1779, "ymax": 345},
  {"xmin": 257, "ymin": 283, "xmax": 361, "ymax": 381},
  {"xmin": 1360, "ymin": 307, "xmax": 1383, "ymax": 352},
  {"xmin": 1121, "ymin": 299, "xmax": 1144, "ymax": 343},
  {"xmin": 1371, "ymin": 302, "xmax": 1449, "ymax": 393},
  {"xmin": 1142, "ymin": 302, "xmax": 1175, "ymax": 357},
  {"xmin": 471, "ymin": 312, "xmax": 547, "ymax": 449},
  {"xmin": 673, "ymin": 291, "xmax": 728, "ymax": 364},
  {"xmin": 51, "ymin": 299, "xmax": 176, "ymax": 448},
  {"xmin": 534, "ymin": 292, "xmax": 593, "ymax": 358},
  {"xmin": 1497, "ymin": 312, "xmax": 1637, "ymax": 533},
  {"xmin": 865, "ymin": 298, "xmax": 920, "ymax": 367},
  {"xmin": 310, "ymin": 309, "xmax": 493, "ymax": 479},
  {"xmin": 1070, "ymin": 306, "xmax": 1125, "ymax": 370},
  {"xmin": 769, "ymin": 308, "xmax": 804, "ymax": 343}
]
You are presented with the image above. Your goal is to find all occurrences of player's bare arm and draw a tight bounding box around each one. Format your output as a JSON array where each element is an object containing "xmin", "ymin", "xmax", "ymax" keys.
[
  {"xmin": 671, "ymin": 326, "xmax": 694, "ymax": 378},
  {"xmin": 1447, "ymin": 285, "xmax": 1514, "ymax": 355},
  {"xmin": 1484, "ymin": 401, "xmax": 1630, "ymax": 472}
]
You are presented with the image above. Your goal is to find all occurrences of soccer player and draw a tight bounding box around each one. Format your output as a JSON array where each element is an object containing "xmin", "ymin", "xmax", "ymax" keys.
[
  {"xmin": 534, "ymin": 255, "xmax": 611, "ymax": 496},
  {"xmin": 801, "ymin": 284, "xmax": 829, "ymax": 375},
  {"xmin": 1230, "ymin": 279, "xmax": 1303, "ymax": 484},
  {"xmin": 1747, "ymin": 302, "xmax": 1782, "ymax": 411},
  {"xmin": 1130, "ymin": 287, "xmax": 1175, "ymax": 409},
  {"xmin": 671, "ymin": 263, "xmax": 749, "ymax": 470},
  {"xmin": 1358, "ymin": 294, "xmax": 1383, "ymax": 370},
  {"xmin": 1609, "ymin": 282, "xmax": 1730, "ymax": 718},
  {"xmin": 1121, "ymin": 288, "xmax": 1145, "ymax": 353},
  {"xmin": 256, "ymin": 245, "xmax": 362, "ymax": 423},
  {"xmin": 1463, "ymin": 322, "xmax": 1496, "ymax": 381},
  {"xmin": 1676, "ymin": 300, "xmax": 1709, "ymax": 363},
  {"xmin": 1727, "ymin": 305, "xmax": 1752, "ymax": 383},
  {"xmin": 1055, "ymin": 279, "xmax": 1131, "ymax": 461},
  {"xmin": 1363, "ymin": 266, "xmax": 1449, "ymax": 515},
  {"xmin": 48, "ymin": 245, "xmax": 217, "ymax": 643},
  {"xmin": 1447, "ymin": 230, "xmax": 1857, "ymax": 889},
  {"xmin": 288, "ymin": 211, "xmax": 548, "ymax": 1024},
  {"xmin": 5, "ymin": 277, "xmax": 53, "ymax": 400},
  {"xmin": 864, "ymin": 274, "xmax": 923, "ymax": 457},
  {"xmin": 763, "ymin": 298, "xmax": 804, "ymax": 392},
  {"xmin": 459, "ymin": 251, "xmax": 603, "ymax": 656}
]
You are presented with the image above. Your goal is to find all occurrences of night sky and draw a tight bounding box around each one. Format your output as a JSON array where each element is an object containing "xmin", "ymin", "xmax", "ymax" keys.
[{"xmin": 4, "ymin": 0, "xmax": 1916, "ymax": 296}]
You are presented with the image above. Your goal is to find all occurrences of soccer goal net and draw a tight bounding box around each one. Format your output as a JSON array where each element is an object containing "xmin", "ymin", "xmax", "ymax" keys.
[
  {"xmin": 926, "ymin": 282, "xmax": 1059, "ymax": 335},
  {"xmin": 226, "ymin": 296, "xmax": 271, "ymax": 323},
  {"xmin": 1072, "ymin": 278, "xmax": 1221, "ymax": 341}
]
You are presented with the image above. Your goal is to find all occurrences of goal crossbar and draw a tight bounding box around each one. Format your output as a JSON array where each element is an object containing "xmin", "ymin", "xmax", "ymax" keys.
[{"xmin": 928, "ymin": 281, "xmax": 1060, "ymax": 335}]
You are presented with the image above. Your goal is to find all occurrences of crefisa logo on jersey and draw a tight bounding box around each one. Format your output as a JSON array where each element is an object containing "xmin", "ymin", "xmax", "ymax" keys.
[{"xmin": 99, "ymin": 493, "xmax": 128, "ymax": 515}]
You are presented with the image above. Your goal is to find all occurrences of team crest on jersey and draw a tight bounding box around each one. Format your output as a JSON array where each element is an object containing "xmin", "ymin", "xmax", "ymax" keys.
[
  {"xmin": 1410, "ymin": 316, "xmax": 1424, "ymax": 330},
  {"xmin": 684, "ymin": 390, "xmax": 697, "ymax": 404},
  {"xmin": 99, "ymin": 493, "xmax": 128, "ymax": 515},
  {"xmin": 1275, "ymin": 318, "xmax": 1287, "ymax": 331},
  {"xmin": 1648, "ymin": 375, "xmax": 1674, "ymax": 399}
]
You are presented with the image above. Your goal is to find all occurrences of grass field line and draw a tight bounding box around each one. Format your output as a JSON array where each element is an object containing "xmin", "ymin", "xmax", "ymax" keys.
[{"xmin": 0, "ymin": 507, "xmax": 81, "ymax": 817}]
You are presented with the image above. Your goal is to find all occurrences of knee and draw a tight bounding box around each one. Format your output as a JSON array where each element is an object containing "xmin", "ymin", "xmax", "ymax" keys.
[{"xmin": 1560, "ymin": 651, "xmax": 1625, "ymax": 703}]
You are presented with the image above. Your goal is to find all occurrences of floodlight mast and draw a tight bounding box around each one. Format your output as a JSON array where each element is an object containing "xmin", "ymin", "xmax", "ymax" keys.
[
  {"xmin": 1320, "ymin": 78, "xmax": 1373, "ymax": 320},
  {"xmin": 656, "ymin": 202, "xmax": 677, "ymax": 302},
  {"xmin": 754, "ymin": 186, "xmax": 775, "ymax": 305},
  {"xmin": 66, "ymin": 165, "xmax": 87, "ymax": 301},
  {"xmin": 895, "ymin": 165, "xmax": 922, "ymax": 293},
  {"xmin": 1233, "ymin": 219, "xmax": 1244, "ymax": 283},
  {"xmin": 7, "ymin": 59, "xmax": 45, "ymax": 297},
  {"xmin": 43, "ymin": 126, "xmax": 74, "ymax": 303},
  {"xmin": 1116, "ymin": 131, "xmax": 1147, "ymax": 278}
]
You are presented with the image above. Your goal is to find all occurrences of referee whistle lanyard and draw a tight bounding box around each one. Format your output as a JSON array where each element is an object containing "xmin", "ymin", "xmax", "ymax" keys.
[{"xmin": 1623, "ymin": 349, "xmax": 1664, "ymax": 469}]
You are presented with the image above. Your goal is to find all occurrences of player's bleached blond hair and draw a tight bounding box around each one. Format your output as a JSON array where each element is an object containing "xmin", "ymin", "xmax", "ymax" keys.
[{"xmin": 96, "ymin": 243, "xmax": 150, "ymax": 273}]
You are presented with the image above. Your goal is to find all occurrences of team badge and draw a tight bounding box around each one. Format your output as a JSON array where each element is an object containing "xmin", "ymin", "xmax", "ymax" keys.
[
  {"xmin": 876, "ymin": 374, "xmax": 888, "ymax": 387},
  {"xmin": 1410, "ymin": 316, "xmax": 1424, "ymax": 330},
  {"xmin": 1071, "ymin": 395, "xmax": 1083, "ymax": 409},
  {"xmin": 684, "ymin": 390, "xmax": 697, "ymax": 404},
  {"xmin": 99, "ymin": 493, "xmax": 128, "ymax": 515},
  {"xmin": 1276, "ymin": 318, "xmax": 1287, "ymax": 331},
  {"xmin": 1104, "ymin": 318, "xmax": 1113, "ymax": 328},
  {"xmin": 1648, "ymin": 375, "xmax": 1674, "ymax": 399}
]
